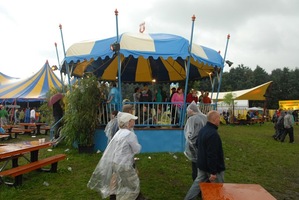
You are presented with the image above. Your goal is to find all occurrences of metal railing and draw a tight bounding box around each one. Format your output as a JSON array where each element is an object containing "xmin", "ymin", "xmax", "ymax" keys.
[{"xmin": 98, "ymin": 102, "xmax": 216, "ymax": 128}]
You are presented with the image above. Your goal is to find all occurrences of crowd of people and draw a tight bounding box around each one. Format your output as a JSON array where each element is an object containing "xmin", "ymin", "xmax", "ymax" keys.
[
  {"xmin": 89, "ymin": 83, "xmax": 299, "ymax": 199},
  {"xmin": 87, "ymin": 82, "xmax": 222, "ymax": 200},
  {"xmin": 0, "ymin": 105, "xmax": 43, "ymax": 126},
  {"xmin": 88, "ymin": 98, "xmax": 225, "ymax": 200},
  {"xmin": 272, "ymin": 109, "xmax": 297, "ymax": 143},
  {"xmin": 100, "ymin": 82, "xmax": 213, "ymax": 127}
]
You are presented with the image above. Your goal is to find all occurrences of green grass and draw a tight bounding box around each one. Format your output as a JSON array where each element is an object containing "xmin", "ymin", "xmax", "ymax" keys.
[{"xmin": 1, "ymin": 123, "xmax": 299, "ymax": 199}]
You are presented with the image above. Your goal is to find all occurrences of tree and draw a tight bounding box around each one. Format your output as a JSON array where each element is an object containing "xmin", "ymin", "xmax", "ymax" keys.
[
  {"xmin": 222, "ymin": 92, "xmax": 237, "ymax": 123},
  {"xmin": 221, "ymin": 64, "xmax": 254, "ymax": 91},
  {"xmin": 252, "ymin": 66, "xmax": 271, "ymax": 86}
]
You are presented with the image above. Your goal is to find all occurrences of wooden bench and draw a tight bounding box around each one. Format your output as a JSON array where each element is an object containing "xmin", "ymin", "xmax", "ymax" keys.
[
  {"xmin": 0, "ymin": 154, "xmax": 66, "ymax": 186},
  {"xmin": 40, "ymin": 126, "xmax": 51, "ymax": 135},
  {"xmin": 19, "ymin": 128, "xmax": 36, "ymax": 135},
  {"xmin": 9, "ymin": 128, "xmax": 25, "ymax": 138},
  {"xmin": 0, "ymin": 134, "xmax": 10, "ymax": 140}
]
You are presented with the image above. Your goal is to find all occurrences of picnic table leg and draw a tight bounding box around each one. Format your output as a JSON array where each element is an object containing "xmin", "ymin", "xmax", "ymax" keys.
[
  {"xmin": 30, "ymin": 150, "xmax": 39, "ymax": 162},
  {"xmin": 14, "ymin": 175, "xmax": 23, "ymax": 186},
  {"xmin": 36, "ymin": 125, "xmax": 41, "ymax": 135},
  {"xmin": 12, "ymin": 158, "xmax": 19, "ymax": 168}
]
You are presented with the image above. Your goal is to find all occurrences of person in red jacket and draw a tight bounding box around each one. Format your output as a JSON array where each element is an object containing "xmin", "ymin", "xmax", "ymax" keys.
[
  {"xmin": 202, "ymin": 91, "xmax": 211, "ymax": 104},
  {"xmin": 186, "ymin": 89, "xmax": 199, "ymax": 103}
]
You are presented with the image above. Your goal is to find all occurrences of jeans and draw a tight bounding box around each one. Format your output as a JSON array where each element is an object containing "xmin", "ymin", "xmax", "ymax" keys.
[{"xmin": 184, "ymin": 169, "xmax": 224, "ymax": 200}]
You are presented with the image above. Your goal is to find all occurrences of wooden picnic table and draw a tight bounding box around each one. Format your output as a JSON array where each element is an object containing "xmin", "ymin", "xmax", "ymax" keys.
[
  {"xmin": 0, "ymin": 140, "xmax": 52, "ymax": 166},
  {"xmin": 2, "ymin": 125, "xmax": 23, "ymax": 139},
  {"xmin": 200, "ymin": 183, "xmax": 276, "ymax": 200},
  {"xmin": 0, "ymin": 140, "xmax": 65, "ymax": 186},
  {"xmin": 18, "ymin": 123, "xmax": 46, "ymax": 135}
]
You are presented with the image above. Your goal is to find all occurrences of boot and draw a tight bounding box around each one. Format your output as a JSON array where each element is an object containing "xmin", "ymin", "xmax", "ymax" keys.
[{"xmin": 110, "ymin": 195, "xmax": 116, "ymax": 200}]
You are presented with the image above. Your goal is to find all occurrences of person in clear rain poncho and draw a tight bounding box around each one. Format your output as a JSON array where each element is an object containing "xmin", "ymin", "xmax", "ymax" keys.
[
  {"xmin": 104, "ymin": 110, "xmax": 119, "ymax": 144},
  {"xmin": 184, "ymin": 101, "xmax": 207, "ymax": 181},
  {"xmin": 88, "ymin": 112, "xmax": 145, "ymax": 200}
]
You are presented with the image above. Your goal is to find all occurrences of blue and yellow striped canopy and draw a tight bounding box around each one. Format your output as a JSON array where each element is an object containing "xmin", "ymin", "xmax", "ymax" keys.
[
  {"xmin": 62, "ymin": 32, "xmax": 223, "ymax": 83},
  {"xmin": 0, "ymin": 61, "xmax": 62, "ymax": 102},
  {"xmin": 0, "ymin": 72, "xmax": 19, "ymax": 86}
]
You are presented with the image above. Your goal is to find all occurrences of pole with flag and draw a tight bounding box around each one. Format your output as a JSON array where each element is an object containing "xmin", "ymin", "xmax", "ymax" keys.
[
  {"xmin": 215, "ymin": 34, "xmax": 231, "ymax": 106},
  {"xmin": 181, "ymin": 15, "xmax": 196, "ymax": 127},
  {"xmin": 54, "ymin": 42, "xmax": 64, "ymax": 92},
  {"xmin": 59, "ymin": 24, "xmax": 71, "ymax": 90}
]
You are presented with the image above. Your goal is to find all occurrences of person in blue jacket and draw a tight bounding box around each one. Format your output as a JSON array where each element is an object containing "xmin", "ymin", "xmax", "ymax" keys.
[{"xmin": 184, "ymin": 110, "xmax": 225, "ymax": 200}]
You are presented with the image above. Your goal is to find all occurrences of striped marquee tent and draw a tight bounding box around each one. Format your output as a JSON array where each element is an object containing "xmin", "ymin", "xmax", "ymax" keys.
[
  {"xmin": 0, "ymin": 72, "xmax": 19, "ymax": 86},
  {"xmin": 0, "ymin": 61, "xmax": 62, "ymax": 102},
  {"xmin": 62, "ymin": 32, "xmax": 223, "ymax": 83}
]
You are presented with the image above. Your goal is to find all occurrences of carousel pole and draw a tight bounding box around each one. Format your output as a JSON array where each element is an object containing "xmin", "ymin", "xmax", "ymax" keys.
[
  {"xmin": 215, "ymin": 34, "xmax": 230, "ymax": 107},
  {"xmin": 181, "ymin": 15, "xmax": 196, "ymax": 127},
  {"xmin": 210, "ymin": 74, "xmax": 216, "ymax": 100},
  {"xmin": 54, "ymin": 42, "xmax": 65, "ymax": 93},
  {"xmin": 115, "ymin": 9, "xmax": 122, "ymax": 111},
  {"xmin": 59, "ymin": 24, "xmax": 71, "ymax": 90}
]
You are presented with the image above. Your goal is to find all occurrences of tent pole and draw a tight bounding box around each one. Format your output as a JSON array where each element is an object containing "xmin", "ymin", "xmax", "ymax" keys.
[
  {"xmin": 181, "ymin": 15, "xmax": 196, "ymax": 127},
  {"xmin": 115, "ymin": 9, "xmax": 122, "ymax": 111},
  {"xmin": 59, "ymin": 24, "xmax": 71, "ymax": 91},
  {"xmin": 215, "ymin": 34, "xmax": 230, "ymax": 108},
  {"xmin": 54, "ymin": 42, "xmax": 64, "ymax": 93},
  {"xmin": 210, "ymin": 75, "xmax": 216, "ymax": 99}
]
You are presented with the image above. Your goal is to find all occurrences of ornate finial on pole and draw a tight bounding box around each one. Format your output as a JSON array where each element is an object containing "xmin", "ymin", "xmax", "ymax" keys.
[
  {"xmin": 192, "ymin": 15, "xmax": 196, "ymax": 21},
  {"xmin": 115, "ymin": 9, "xmax": 118, "ymax": 16},
  {"xmin": 139, "ymin": 22, "xmax": 145, "ymax": 33}
]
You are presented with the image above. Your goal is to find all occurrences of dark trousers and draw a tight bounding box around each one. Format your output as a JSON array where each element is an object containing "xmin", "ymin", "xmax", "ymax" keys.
[
  {"xmin": 191, "ymin": 162, "xmax": 197, "ymax": 181},
  {"xmin": 281, "ymin": 127, "xmax": 294, "ymax": 143}
]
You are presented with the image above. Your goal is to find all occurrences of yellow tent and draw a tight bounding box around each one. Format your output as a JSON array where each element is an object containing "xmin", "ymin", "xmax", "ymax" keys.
[{"xmin": 212, "ymin": 81, "xmax": 273, "ymax": 101}]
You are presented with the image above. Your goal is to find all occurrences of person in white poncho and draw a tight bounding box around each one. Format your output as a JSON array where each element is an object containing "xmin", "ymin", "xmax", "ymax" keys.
[
  {"xmin": 88, "ymin": 112, "xmax": 147, "ymax": 200},
  {"xmin": 184, "ymin": 101, "xmax": 207, "ymax": 181}
]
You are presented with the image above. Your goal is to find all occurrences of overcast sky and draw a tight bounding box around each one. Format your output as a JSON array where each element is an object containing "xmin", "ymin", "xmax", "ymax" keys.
[{"xmin": 1, "ymin": 0, "xmax": 298, "ymax": 79}]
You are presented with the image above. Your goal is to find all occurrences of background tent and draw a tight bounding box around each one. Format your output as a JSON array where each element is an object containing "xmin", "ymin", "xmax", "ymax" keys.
[
  {"xmin": 0, "ymin": 61, "xmax": 62, "ymax": 103},
  {"xmin": 62, "ymin": 32, "xmax": 223, "ymax": 83},
  {"xmin": 0, "ymin": 72, "xmax": 19, "ymax": 86},
  {"xmin": 211, "ymin": 81, "xmax": 273, "ymax": 101}
]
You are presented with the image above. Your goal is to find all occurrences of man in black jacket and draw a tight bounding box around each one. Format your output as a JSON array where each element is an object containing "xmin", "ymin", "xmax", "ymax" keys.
[{"xmin": 184, "ymin": 110, "xmax": 225, "ymax": 200}]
